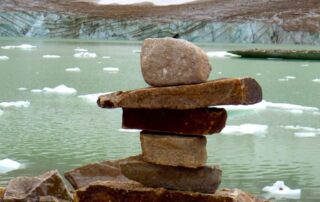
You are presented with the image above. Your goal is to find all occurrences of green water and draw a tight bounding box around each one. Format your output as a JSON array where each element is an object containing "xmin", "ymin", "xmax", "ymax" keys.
[{"xmin": 0, "ymin": 37, "xmax": 320, "ymax": 201}]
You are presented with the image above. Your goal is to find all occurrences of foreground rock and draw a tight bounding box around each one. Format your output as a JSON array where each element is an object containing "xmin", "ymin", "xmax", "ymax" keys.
[
  {"xmin": 122, "ymin": 108, "xmax": 227, "ymax": 135},
  {"xmin": 228, "ymin": 49, "xmax": 320, "ymax": 60},
  {"xmin": 64, "ymin": 156, "xmax": 137, "ymax": 189},
  {"xmin": 4, "ymin": 170, "xmax": 72, "ymax": 202},
  {"xmin": 120, "ymin": 156, "xmax": 221, "ymax": 193},
  {"xmin": 98, "ymin": 77, "xmax": 262, "ymax": 109},
  {"xmin": 141, "ymin": 37, "xmax": 212, "ymax": 87},
  {"xmin": 0, "ymin": 187, "xmax": 5, "ymax": 200},
  {"xmin": 140, "ymin": 132, "xmax": 207, "ymax": 168},
  {"xmin": 74, "ymin": 181, "xmax": 267, "ymax": 202}
]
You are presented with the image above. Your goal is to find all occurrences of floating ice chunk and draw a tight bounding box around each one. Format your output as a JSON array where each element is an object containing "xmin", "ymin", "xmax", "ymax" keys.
[
  {"xmin": 287, "ymin": 109, "xmax": 303, "ymax": 114},
  {"xmin": 278, "ymin": 78, "xmax": 289, "ymax": 81},
  {"xmin": 74, "ymin": 47, "xmax": 88, "ymax": 52},
  {"xmin": 314, "ymin": 112, "xmax": 320, "ymax": 116},
  {"xmin": 43, "ymin": 85, "xmax": 77, "ymax": 95},
  {"xmin": 103, "ymin": 67, "xmax": 119, "ymax": 73},
  {"xmin": 132, "ymin": 49, "xmax": 141, "ymax": 54},
  {"xmin": 294, "ymin": 132, "xmax": 317, "ymax": 138},
  {"xmin": 31, "ymin": 89, "xmax": 43, "ymax": 93},
  {"xmin": 282, "ymin": 125, "xmax": 320, "ymax": 132},
  {"xmin": 285, "ymin": 76, "xmax": 296, "ymax": 80},
  {"xmin": 0, "ymin": 109, "xmax": 3, "ymax": 116},
  {"xmin": 221, "ymin": 124, "xmax": 268, "ymax": 136},
  {"xmin": 262, "ymin": 181, "xmax": 301, "ymax": 199},
  {"xmin": 207, "ymin": 51, "xmax": 239, "ymax": 58},
  {"xmin": 18, "ymin": 87, "xmax": 28, "ymax": 91},
  {"xmin": 98, "ymin": 0, "xmax": 196, "ymax": 6},
  {"xmin": 312, "ymin": 78, "xmax": 320, "ymax": 83},
  {"xmin": 118, "ymin": 128, "xmax": 142, "ymax": 133},
  {"xmin": 256, "ymin": 73, "xmax": 262, "ymax": 76},
  {"xmin": 0, "ymin": 158, "xmax": 23, "ymax": 174},
  {"xmin": 1, "ymin": 44, "xmax": 36, "ymax": 50},
  {"xmin": 78, "ymin": 92, "xmax": 111, "ymax": 103},
  {"xmin": 0, "ymin": 101, "xmax": 30, "ymax": 108},
  {"xmin": 217, "ymin": 72, "xmax": 222, "ymax": 75},
  {"xmin": 301, "ymin": 63, "xmax": 309, "ymax": 67},
  {"xmin": 65, "ymin": 67, "xmax": 81, "ymax": 72},
  {"xmin": 43, "ymin": 55, "xmax": 61, "ymax": 58},
  {"xmin": 102, "ymin": 56, "xmax": 112, "ymax": 59},
  {"xmin": 74, "ymin": 52, "xmax": 97, "ymax": 58},
  {"xmin": 266, "ymin": 101, "xmax": 318, "ymax": 111},
  {"xmin": 0, "ymin": 56, "xmax": 9, "ymax": 60}
]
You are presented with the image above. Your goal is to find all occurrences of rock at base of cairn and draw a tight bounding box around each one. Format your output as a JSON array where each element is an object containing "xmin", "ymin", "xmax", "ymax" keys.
[
  {"xmin": 140, "ymin": 132, "xmax": 207, "ymax": 168},
  {"xmin": 97, "ymin": 77, "xmax": 262, "ymax": 109},
  {"xmin": 74, "ymin": 181, "xmax": 267, "ymax": 202},
  {"xmin": 122, "ymin": 108, "xmax": 227, "ymax": 135},
  {"xmin": 141, "ymin": 37, "xmax": 212, "ymax": 87},
  {"xmin": 0, "ymin": 187, "xmax": 5, "ymax": 200},
  {"xmin": 3, "ymin": 170, "xmax": 73, "ymax": 202},
  {"xmin": 120, "ymin": 156, "xmax": 221, "ymax": 193}
]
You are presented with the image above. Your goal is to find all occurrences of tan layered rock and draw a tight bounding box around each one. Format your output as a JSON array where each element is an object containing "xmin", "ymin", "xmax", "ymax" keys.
[
  {"xmin": 0, "ymin": 187, "xmax": 5, "ymax": 201},
  {"xmin": 122, "ymin": 108, "xmax": 227, "ymax": 135},
  {"xmin": 140, "ymin": 132, "xmax": 207, "ymax": 168},
  {"xmin": 120, "ymin": 156, "xmax": 221, "ymax": 193},
  {"xmin": 141, "ymin": 37, "xmax": 212, "ymax": 87},
  {"xmin": 74, "ymin": 181, "xmax": 267, "ymax": 202},
  {"xmin": 98, "ymin": 77, "xmax": 262, "ymax": 109},
  {"xmin": 4, "ymin": 170, "xmax": 72, "ymax": 202},
  {"xmin": 64, "ymin": 156, "xmax": 137, "ymax": 189}
]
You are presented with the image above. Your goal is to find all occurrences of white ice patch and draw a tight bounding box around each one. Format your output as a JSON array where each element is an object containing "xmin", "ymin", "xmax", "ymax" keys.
[
  {"xmin": 98, "ymin": 0, "xmax": 195, "ymax": 5},
  {"xmin": 74, "ymin": 47, "xmax": 88, "ymax": 52},
  {"xmin": 0, "ymin": 158, "xmax": 23, "ymax": 174},
  {"xmin": 74, "ymin": 52, "xmax": 97, "ymax": 59},
  {"xmin": 65, "ymin": 67, "xmax": 81, "ymax": 72},
  {"xmin": 301, "ymin": 63, "xmax": 309, "ymax": 67},
  {"xmin": 31, "ymin": 89, "xmax": 43, "ymax": 93},
  {"xmin": 1, "ymin": 44, "xmax": 36, "ymax": 50},
  {"xmin": 102, "ymin": 56, "xmax": 112, "ymax": 59},
  {"xmin": 206, "ymin": 51, "xmax": 239, "ymax": 58},
  {"xmin": 312, "ymin": 78, "xmax": 320, "ymax": 83},
  {"xmin": 294, "ymin": 132, "xmax": 317, "ymax": 138},
  {"xmin": 17, "ymin": 87, "xmax": 28, "ymax": 91},
  {"xmin": 0, "ymin": 101, "xmax": 30, "ymax": 108},
  {"xmin": 132, "ymin": 49, "xmax": 141, "ymax": 54},
  {"xmin": 262, "ymin": 181, "xmax": 301, "ymax": 200},
  {"xmin": 42, "ymin": 55, "xmax": 61, "ymax": 59},
  {"xmin": 118, "ymin": 128, "xmax": 142, "ymax": 133},
  {"xmin": 0, "ymin": 109, "xmax": 3, "ymax": 116},
  {"xmin": 282, "ymin": 125, "xmax": 320, "ymax": 137},
  {"xmin": 256, "ymin": 73, "xmax": 262, "ymax": 76},
  {"xmin": 78, "ymin": 92, "xmax": 111, "ymax": 103},
  {"xmin": 221, "ymin": 124, "xmax": 268, "ymax": 136},
  {"xmin": 278, "ymin": 76, "xmax": 296, "ymax": 81},
  {"xmin": 43, "ymin": 85, "xmax": 77, "ymax": 95},
  {"xmin": 0, "ymin": 56, "xmax": 9, "ymax": 60},
  {"xmin": 103, "ymin": 67, "xmax": 119, "ymax": 73}
]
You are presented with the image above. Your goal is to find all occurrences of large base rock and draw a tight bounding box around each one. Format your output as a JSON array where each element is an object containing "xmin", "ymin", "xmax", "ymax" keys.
[
  {"xmin": 120, "ymin": 156, "xmax": 221, "ymax": 193},
  {"xmin": 74, "ymin": 181, "xmax": 267, "ymax": 202},
  {"xmin": 98, "ymin": 77, "xmax": 262, "ymax": 109},
  {"xmin": 4, "ymin": 170, "xmax": 72, "ymax": 202},
  {"xmin": 0, "ymin": 187, "xmax": 5, "ymax": 201},
  {"xmin": 140, "ymin": 132, "xmax": 207, "ymax": 168},
  {"xmin": 123, "ymin": 108, "xmax": 227, "ymax": 135}
]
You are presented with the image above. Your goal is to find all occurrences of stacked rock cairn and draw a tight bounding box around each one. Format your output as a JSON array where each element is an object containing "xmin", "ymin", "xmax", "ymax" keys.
[{"xmin": 96, "ymin": 37, "xmax": 263, "ymax": 195}]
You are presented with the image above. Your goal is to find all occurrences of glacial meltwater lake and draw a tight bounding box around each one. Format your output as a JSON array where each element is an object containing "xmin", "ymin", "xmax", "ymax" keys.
[{"xmin": 0, "ymin": 37, "xmax": 319, "ymax": 201}]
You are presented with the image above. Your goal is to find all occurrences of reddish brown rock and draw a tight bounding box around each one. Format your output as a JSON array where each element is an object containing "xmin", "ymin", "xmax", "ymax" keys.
[
  {"xmin": 3, "ymin": 170, "xmax": 72, "ymax": 202},
  {"xmin": 122, "ymin": 108, "xmax": 226, "ymax": 135},
  {"xmin": 120, "ymin": 156, "xmax": 221, "ymax": 193},
  {"xmin": 140, "ymin": 132, "xmax": 207, "ymax": 168},
  {"xmin": 141, "ymin": 37, "xmax": 212, "ymax": 87},
  {"xmin": 74, "ymin": 181, "xmax": 267, "ymax": 202},
  {"xmin": 97, "ymin": 77, "xmax": 262, "ymax": 109}
]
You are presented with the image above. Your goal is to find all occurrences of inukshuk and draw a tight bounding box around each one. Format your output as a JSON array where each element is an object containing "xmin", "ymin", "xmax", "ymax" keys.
[{"xmin": 96, "ymin": 38, "xmax": 262, "ymax": 195}]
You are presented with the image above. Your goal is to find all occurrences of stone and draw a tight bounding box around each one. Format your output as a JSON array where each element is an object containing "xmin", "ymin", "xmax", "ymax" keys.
[
  {"xmin": 0, "ymin": 187, "xmax": 5, "ymax": 200},
  {"xmin": 141, "ymin": 37, "xmax": 212, "ymax": 87},
  {"xmin": 140, "ymin": 132, "xmax": 207, "ymax": 168},
  {"xmin": 123, "ymin": 108, "xmax": 227, "ymax": 135},
  {"xmin": 74, "ymin": 181, "xmax": 267, "ymax": 202},
  {"xmin": 97, "ymin": 77, "xmax": 262, "ymax": 109},
  {"xmin": 120, "ymin": 156, "xmax": 221, "ymax": 193},
  {"xmin": 4, "ymin": 170, "xmax": 73, "ymax": 202},
  {"xmin": 64, "ymin": 156, "xmax": 137, "ymax": 189}
]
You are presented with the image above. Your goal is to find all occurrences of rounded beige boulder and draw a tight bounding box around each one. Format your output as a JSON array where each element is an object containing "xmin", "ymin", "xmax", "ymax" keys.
[{"xmin": 141, "ymin": 37, "xmax": 212, "ymax": 87}]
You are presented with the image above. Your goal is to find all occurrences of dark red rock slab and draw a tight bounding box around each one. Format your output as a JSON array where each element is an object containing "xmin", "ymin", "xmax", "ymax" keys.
[
  {"xmin": 97, "ymin": 77, "xmax": 262, "ymax": 109},
  {"xmin": 122, "ymin": 107, "xmax": 227, "ymax": 135}
]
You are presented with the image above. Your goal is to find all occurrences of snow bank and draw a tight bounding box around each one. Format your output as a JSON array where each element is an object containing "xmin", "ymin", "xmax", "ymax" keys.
[
  {"xmin": 65, "ymin": 67, "xmax": 81, "ymax": 72},
  {"xmin": 74, "ymin": 52, "xmax": 97, "ymax": 59},
  {"xmin": 0, "ymin": 158, "xmax": 23, "ymax": 174},
  {"xmin": 1, "ymin": 44, "xmax": 36, "ymax": 50},
  {"xmin": 221, "ymin": 124, "xmax": 268, "ymax": 136},
  {"xmin": 42, "ymin": 55, "xmax": 61, "ymax": 59},
  {"xmin": 262, "ymin": 181, "xmax": 301, "ymax": 199},
  {"xmin": 78, "ymin": 92, "xmax": 111, "ymax": 103},
  {"xmin": 206, "ymin": 51, "xmax": 239, "ymax": 58},
  {"xmin": 0, "ymin": 56, "xmax": 9, "ymax": 60},
  {"xmin": 43, "ymin": 85, "xmax": 77, "ymax": 95},
  {"xmin": 0, "ymin": 101, "xmax": 30, "ymax": 108}
]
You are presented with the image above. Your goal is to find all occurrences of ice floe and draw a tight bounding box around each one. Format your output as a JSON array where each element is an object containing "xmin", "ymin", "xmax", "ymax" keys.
[
  {"xmin": 118, "ymin": 128, "xmax": 142, "ymax": 133},
  {"xmin": 0, "ymin": 158, "xmax": 23, "ymax": 174},
  {"xmin": 74, "ymin": 47, "xmax": 88, "ymax": 52},
  {"xmin": 103, "ymin": 67, "xmax": 119, "ymax": 73},
  {"xmin": 278, "ymin": 76, "xmax": 296, "ymax": 81},
  {"xmin": 42, "ymin": 55, "xmax": 61, "ymax": 59},
  {"xmin": 0, "ymin": 109, "xmax": 3, "ymax": 116},
  {"xmin": 78, "ymin": 92, "xmax": 111, "ymax": 103},
  {"xmin": 0, "ymin": 101, "xmax": 30, "ymax": 108},
  {"xmin": 221, "ymin": 124, "xmax": 268, "ymax": 136},
  {"xmin": 312, "ymin": 78, "xmax": 320, "ymax": 83},
  {"xmin": 256, "ymin": 73, "xmax": 262, "ymax": 76},
  {"xmin": 1, "ymin": 44, "xmax": 36, "ymax": 50},
  {"xmin": 74, "ymin": 52, "xmax": 97, "ymax": 59},
  {"xmin": 206, "ymin": 51, "xmax": 239, "ymax": 58},
  {"xmin": 65, "ymin": 67, "xmax": 81, "ymax": 72},
  {"xmin": 301, "ymin": 63, "xmax": 309, "ymax": 67},
  {"xmin": 282, "ymin": 125, "xmax": 320, "ymax": 137},
  {"xmin": 102, "ymin": 56, "xmax": 112, "ymax": 59},
  {"xmin": 132, "ymin": 49, "xmax": 141, "ymax": 54},
  {"xmin": 43, "ymin": 85, "xmax": 77, "ymax": 95},
  {"xmin": 0, "ymin": 56, "xmax": 9, "ymax": 60},
  {"xmin": 31, "ymin": 89, "xmax": 43, "ymax": 93},
  {"xmin": 98, "ymin": 0, "xmax": 195, "ymax": 5},
  {"xmin": 262, "ymin": 181, "xmax": 301, "ymax": 200},
  {"xmin": 294, "ymin": 132, "xmax": 317, "ymax": 138},
  {"xmin": 18, "ymin": 87, "xmax": 28, "ymax": 91}
]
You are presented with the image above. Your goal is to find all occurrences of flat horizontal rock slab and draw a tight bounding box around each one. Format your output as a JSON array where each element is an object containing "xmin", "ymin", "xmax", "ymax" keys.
[
  {"xmin": 74, "ymin": 181, "xmax": 267, "ymax": 202},
  {"xmin": 122, "ymin": 108, "xmax": 227, "ymax": 135},
  {"xmin": 141, "ymin": 132, "xmax": 207, "ymax": 168},
  {"xmin": 120, "ymin": 156, "xmax": 221, "ymax": 193},
  {"xmin": 229, "ymin": 49, "xmax": 320, "ymax": 60},
  {"xmin": 64, "ymin": 156, "xmax": 137, "ymax": 189},
  {"xmin": 97, "ymin": 77, "xmax": 262, "ymax": 109}
]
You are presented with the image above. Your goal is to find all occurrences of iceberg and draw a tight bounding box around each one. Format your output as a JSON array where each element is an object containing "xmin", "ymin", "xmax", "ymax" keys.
[
  {"xmin": 65, "ymin": 67, "xmax": 81, "ymax": 72},
  {"xmin": 262, "ymin": 181, "xmax": 301, "ymax": 199},
  {"xmin": 1, "ymin": 44, "xmax": 36, "ymax": 50},
  {"xmin": 31, "ymin": 89, "xmax": 43, "ymax": 93},
  {"xmin": 18, "ymin": 87, "xmax": 28, "ymax": 91},
  {"xmin": 42, "ymin": 55, "xmax": 61, "ymax": 58},
  {"xmin": 0, "ymin": 158, "xmax": 22, "ymax": 174},
  {"xmin": 0, "ymin": 101, "xmax": 30, "ymax": 108},
  {"xmin": 206, "ymin": 51, "xmax": 239, "ymax": 58},
  {"xmin": 312, "ymin": 78, "xmax": 320, "ymax": 83},
  {"xmin": 0, "ymin": 56, "xmax": 9, "ymax": 60},
  {"xmin": 118, "ymin": 128, "xmax": 142, "ymax": 133},
  {"xmin": 43, "ymin": 85, "xmax": 77, "ymax": 95},
  {"xmin": 221, "ymin": 124, "xmax": 268, "ymax": 136},
  {"xmin": 103, "ymin": 67, "xmax": 119, "ymax": 73},
  {"xmin": 74, "ymin": 52, "xmax": 97, "ymax": 58},
  {"xmin": 294, "ymin": 132, "xmax": 317, "ymax": 138}
]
